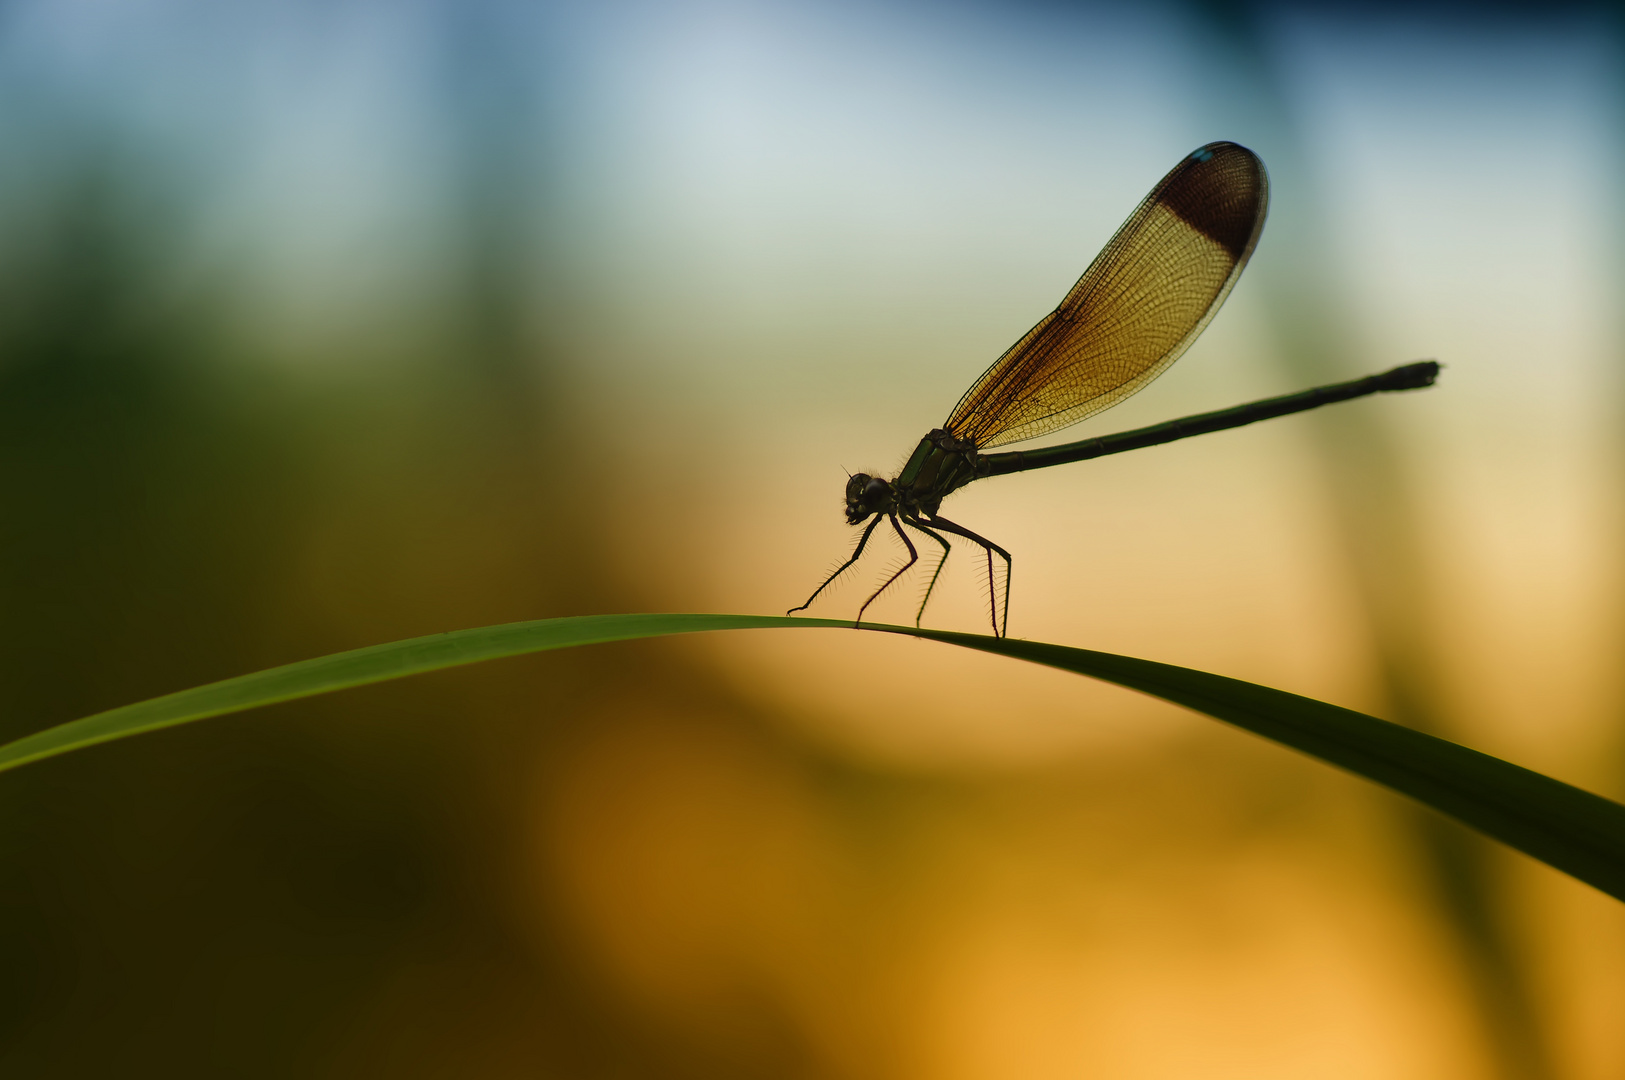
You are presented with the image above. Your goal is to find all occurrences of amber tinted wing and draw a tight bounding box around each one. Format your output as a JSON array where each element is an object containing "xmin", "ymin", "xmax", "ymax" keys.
[{"xmin": 944, "ymin": 142, "xmax": 1267, "ymax": 449}]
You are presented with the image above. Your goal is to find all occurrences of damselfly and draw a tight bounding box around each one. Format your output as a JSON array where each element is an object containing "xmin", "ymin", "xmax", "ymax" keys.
[{"xmin": 790, "ymin": 142, "xmax": 1438, "ymax": 636}]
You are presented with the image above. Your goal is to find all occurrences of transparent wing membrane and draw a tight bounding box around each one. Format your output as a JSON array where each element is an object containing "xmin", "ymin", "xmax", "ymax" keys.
[{"xmin": 944, "ymin": 142, "xmax": 1268, "ymax": 449}]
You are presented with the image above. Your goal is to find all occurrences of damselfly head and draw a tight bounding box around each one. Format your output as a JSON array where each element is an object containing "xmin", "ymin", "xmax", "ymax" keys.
[{"xmin": 844, "ymin": 474, "xmax": 892, "ymax": 523}]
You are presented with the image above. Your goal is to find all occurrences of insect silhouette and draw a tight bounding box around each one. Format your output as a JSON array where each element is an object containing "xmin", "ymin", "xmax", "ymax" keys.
[{"xmin": 789, "ymin": 141, "xmax": 1438, "ymax": 637}]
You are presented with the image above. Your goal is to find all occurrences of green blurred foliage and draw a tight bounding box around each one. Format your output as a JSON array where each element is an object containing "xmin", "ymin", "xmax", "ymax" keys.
[{"xmin": 0, "ymin": 153, "xmax": 600, "ymax": 1075}]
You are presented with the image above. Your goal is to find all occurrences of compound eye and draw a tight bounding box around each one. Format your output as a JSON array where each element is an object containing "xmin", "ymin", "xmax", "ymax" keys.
[
  {"xmin": 846, "ymin": 474, "xmax": 871, "ymax": 500},
  {"xmin": 863, "ymin": 478, "xmax": 888, "ymax": 499}
]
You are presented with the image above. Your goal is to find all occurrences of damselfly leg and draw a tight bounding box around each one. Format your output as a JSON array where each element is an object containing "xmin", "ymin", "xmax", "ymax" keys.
[
  {"xmin": 853, "ymin": 514, "xmax": 920, "ymax": 627},
  {"xmin": 788, "ymin": 513, "xmax": 884, "ymax": 616},
  {"xmin": 915, "ymin": 513, "xmax": 1012, "ymax": 638},
  {"xmin": 904, "ymin": 519, "xmax": 952, "ymax": 629}
]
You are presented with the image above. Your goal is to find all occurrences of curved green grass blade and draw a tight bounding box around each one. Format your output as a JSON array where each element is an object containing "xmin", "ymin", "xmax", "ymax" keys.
[
  {"xmin": 2, "ymin": 613, "xmax": 1622, "ymax": 901},
  {"xmin": 905, "ymin": 628, "xmax": 1625, "ymax": 902},
  {"xmin": 0, "ymin": 614, "xmax": 818, "ymax": 774}
]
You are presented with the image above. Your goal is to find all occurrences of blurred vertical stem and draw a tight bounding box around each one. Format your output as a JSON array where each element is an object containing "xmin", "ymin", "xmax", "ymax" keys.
[
  {"xmin": 430, "ymin": 2, "xmax": 612, "ymax": 617},
  {"xmin": 1188, "ymin": 4, "xmax": 1551, "ymax": 1078}
]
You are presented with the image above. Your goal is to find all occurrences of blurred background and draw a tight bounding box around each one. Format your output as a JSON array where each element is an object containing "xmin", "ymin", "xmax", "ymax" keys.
[{"xmin": 0, "ymin": 0, "xmax": 1621, "ymax": 1076}]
